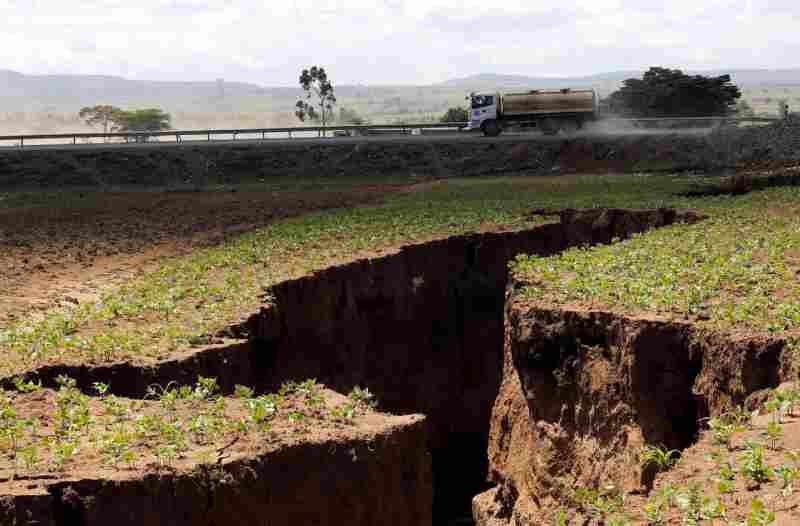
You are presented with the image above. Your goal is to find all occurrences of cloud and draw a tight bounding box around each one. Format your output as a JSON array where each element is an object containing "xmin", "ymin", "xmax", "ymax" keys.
[{"xmin": 0, "ymin": 0, "xmax": 798, "ymax": 85}]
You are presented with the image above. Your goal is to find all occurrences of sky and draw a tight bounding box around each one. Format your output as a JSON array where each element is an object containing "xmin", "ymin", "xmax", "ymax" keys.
[{"xmin": 1, "ymin": 0, "xmax": 799, "ymax": 86}]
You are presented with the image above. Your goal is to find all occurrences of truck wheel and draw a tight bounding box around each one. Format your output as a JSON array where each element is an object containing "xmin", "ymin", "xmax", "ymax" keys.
[{"xmin": 482, "ymin": 120, "xmax": 501, "ymax": 137}]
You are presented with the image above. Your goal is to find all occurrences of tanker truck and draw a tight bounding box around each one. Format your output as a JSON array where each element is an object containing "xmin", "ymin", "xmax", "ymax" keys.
[{"xmin": 467, "ymin": 88, "xmax": 599, "ymax": 136}]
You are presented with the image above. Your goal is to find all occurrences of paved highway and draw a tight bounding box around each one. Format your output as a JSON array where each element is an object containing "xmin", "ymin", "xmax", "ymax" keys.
[{"xmin": 0, "ymin": 128, "xmax": 714, "ymax": 153}]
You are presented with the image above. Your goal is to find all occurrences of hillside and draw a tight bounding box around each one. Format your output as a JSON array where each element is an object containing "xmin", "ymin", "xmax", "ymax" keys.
[{"xmin": 2, "ymin": 68, "xmax": 800, "ymax": 131}]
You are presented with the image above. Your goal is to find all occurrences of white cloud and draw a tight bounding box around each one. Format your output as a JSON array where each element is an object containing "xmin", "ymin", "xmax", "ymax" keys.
[{"xmin": 0, "ymin": 0, "xmax": 799, "ymax": 85}]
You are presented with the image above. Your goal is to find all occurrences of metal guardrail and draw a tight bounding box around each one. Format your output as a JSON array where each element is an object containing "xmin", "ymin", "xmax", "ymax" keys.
[
  {"xmin": 0, "ymin": 123, "xmax": 469, "ymax": 148},
  {"xmin": 0, "ymin": 117, "xmax": 781, "ymax": 148}
]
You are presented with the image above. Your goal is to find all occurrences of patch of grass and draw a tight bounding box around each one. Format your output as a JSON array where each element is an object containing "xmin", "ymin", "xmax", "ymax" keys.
[{"xmin": 512, "ymin": 185, "xmax": 800, "ymax": 333}]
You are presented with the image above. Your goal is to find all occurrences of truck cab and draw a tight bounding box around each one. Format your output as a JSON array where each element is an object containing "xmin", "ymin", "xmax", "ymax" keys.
[{"xmin": 468, "ymin": 92, "xmax": 499, "ymax": 134}]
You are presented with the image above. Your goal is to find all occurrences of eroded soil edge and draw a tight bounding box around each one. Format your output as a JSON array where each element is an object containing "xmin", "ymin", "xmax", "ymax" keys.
[
  {"xmin": 473, "ymin": 296, "xmax": 791, "ymax": 525},
  {"xmin": 2, "ymin": 207, "xmax": 703, "ymax": 525}
]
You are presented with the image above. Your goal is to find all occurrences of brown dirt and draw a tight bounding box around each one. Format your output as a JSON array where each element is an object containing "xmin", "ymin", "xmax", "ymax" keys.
[
  {"xmin": 0, "ymin": 386, "xmax": 432, "ymax": 526},
  {"xmin": 619, "ymin": 396, "xmax": 800, "ymax": 525},
  {"xmin": 0, "ymin": 184, "xmax": 396, "ymax": 325},
  {"xmin": 475, "ymin": 300, "xmax": 793, "ymax": 525}
]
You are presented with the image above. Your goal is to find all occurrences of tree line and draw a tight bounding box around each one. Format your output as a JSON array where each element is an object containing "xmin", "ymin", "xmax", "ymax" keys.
[{"xmin": 78, "ymin": 66, "xmax": 747, "ymax": 136}]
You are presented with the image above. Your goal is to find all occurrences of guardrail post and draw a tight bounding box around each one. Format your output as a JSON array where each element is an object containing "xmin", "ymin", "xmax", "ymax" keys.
[
  {"xmin": 288, "ymin": 130, "xmax": 292, "ymax": 139},
  {"xmin": 19, "ymin": 137, "xmax": 23, "ymax": 148}
]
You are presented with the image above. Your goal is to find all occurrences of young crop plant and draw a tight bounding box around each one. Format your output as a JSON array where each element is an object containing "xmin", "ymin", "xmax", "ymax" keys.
[
  {"xmin": 643, "ymin": 495, "xmax": 667, "ymax": 524},
  {"xmin": 641, "ymin": 444, "xmax": 680, "ymax": 472},
  {"xmin": 740, "ymin": 442, "xmax": 772, "ymax": 486},
  {"xmin": 707, "ymin": 415, "xmax": 745, "ymax": 450},
  {"xmin": 51, "ymin": 438, "xmax": 80, "ymax": 471},
  {"xmin": 763, "ymin": 397, "xmax": 784, "ymax": 424},
  {"xmin": 234, "ymin": 385, "xmax": 254, "ymax": 399},
  {"xmin": 762, "ymin": 421, "xmax": 783, "ymax": 451},
  {"xmin": 745, "ymin": 498, "xmax": 776, "ymax": 526},
  {"xmin": 55, "ymin": 376, "xmax": 92, "ymax": 438},
  {"xmin": 551, "ymin": 510, "xmax": 569, "ymax": 526},
  {"xmin": 349, "ymin": 386, "xmax": 378, "ymax": 409},
  {"xmin": 331, "ymin": 402, "xmax": 356, "ymax": 422},
  {"xmin": 573, "ymin": 487, "xmax": 625, "ymax": 520},
  {"xmin": 13, "ymin": 377, "xmax": 41, "ymax": 393},
  {"xmin": 774, "ymin": 464, "xmax": 798, "ymax": 496},
  {"xmin": 190, "ymin": 376, "xmax": 220, "ymax": 406},
  {"xmin": 674, "ymin": 482, "xmax": 726, "ymax": 525},
  {"xmin": 246, "ymin": 395, "xmax": 277, "ymax": 433},
  {"xmin": 100, "ymin": 424, "xmax": 137, "ymax": 469}
]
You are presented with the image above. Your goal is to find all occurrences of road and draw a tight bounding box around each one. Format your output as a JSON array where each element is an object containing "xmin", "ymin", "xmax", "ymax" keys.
[{"xmin": 0, "ymin": 128, "xmax": 714, "ymax": 153}]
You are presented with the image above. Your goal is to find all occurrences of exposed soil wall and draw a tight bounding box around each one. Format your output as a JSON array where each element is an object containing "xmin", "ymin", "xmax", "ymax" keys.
[
  {"xmin": 0, "ymin": 135, "xmax": 712, "ymax": 189},
  {"xmin": 242, "ymin": 208, "xmax": 700, "ymax": 520},
  {"xmin": 1, "ymin": 416, "xmax": 431, "ymax": 526},
  {"xmin": 474, "ymin": 302, "xmax": 792, "ymax": 525}
]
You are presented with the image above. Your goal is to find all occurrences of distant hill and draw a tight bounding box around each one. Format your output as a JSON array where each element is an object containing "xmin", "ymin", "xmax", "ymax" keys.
[
  {"xmin": 440, "ymin": 69, "xmax": 800, "ymax": 90},
  {"xmin": 2, "ymin": 68, "xmax": 799, "ymax": 127}
]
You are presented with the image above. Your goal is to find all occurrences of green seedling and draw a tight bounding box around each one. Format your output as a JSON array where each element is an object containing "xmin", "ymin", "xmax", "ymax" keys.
[
  {"xmin": 643, "ymin": 495, "xmax": 666, "ymax": 524},
  {"xmin": 774, "ymin": 465, "xmax": 797, "ymax": 496},
  {"xmin": 740, "ymin": 442, "xmax": 772, "ymax": 485},
  {"xmin": 641, "ymin": 444, "xmax": 680, "ymax": 471},
  {"xmin": 13, "ymin": 378, "xmax": 41, "ymax": 393},
  {"xmin": 707, "ymin": 415, "xmax": 745, "ymax": 450},
  {"xmin": 349, "ymin": 386, "xmax": 377, "ymax": 409},
  {"xmin": 234, "ymin": 385, "xmax": 254, "ymax": 399},
  {"xmin": 551, "ymin": 510, "xmax": 569, "ymax": 526},
  {"xmin": 763, "ymin": 421, "xmax": 783, "ymax": 450},
  {"xmin": 246, "ymin": 396, "xmax": 277, "ymax": 432},
  {"xmin": 745, "ymin": 498, "xmax": 775, "ymax": 526}
]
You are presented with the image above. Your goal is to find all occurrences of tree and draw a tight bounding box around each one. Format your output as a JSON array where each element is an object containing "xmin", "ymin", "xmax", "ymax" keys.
[
  {"xmin": 605, "ymin": 67, "xmax": 741, "ymax": 117},
  {"xmin": 113, "ymin": 108, "xmax": 171, "ymax": 132},
  {"xmin": 440, "ymin": 107, "xmax": 469, "ymax": 123},
  {"xmin": 79, "ymin": 105, "xmax": 122, "ymax": 140},
  {"xmin": 295, "ymin": 66, "xmax": 336, "ymax": 134}
]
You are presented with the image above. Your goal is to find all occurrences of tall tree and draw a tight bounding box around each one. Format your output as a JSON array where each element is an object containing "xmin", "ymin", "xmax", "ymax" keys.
[
  {"xmin": 606, "ymin": 67, "xmax": 741, "ymax": 117},
  {"xmin": 79, "ymin": 105, "xmax": 123, "ymax": 140},
  {"xmin": 295, "ymin": 66, "xmax": 336, "ymax": 134},
  {"xmin": 113, "ymin": 108, "xmax": 172, "ymax": 132}
]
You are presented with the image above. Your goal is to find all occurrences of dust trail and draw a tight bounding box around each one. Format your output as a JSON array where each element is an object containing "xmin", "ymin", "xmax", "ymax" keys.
[{"xmin": 584, "ymin": 118, "xmax": 716, "ymax": 136}]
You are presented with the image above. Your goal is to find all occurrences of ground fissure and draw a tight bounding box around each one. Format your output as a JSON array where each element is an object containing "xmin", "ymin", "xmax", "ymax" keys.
[{"xmin": 4, "ymin": 204, "xmax": 793, "ymax": 526}]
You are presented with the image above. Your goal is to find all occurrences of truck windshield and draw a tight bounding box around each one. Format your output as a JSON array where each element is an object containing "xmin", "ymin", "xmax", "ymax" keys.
[{"xmin": 471, "ymin": 95, "xmax": 494, "ymax": 109}]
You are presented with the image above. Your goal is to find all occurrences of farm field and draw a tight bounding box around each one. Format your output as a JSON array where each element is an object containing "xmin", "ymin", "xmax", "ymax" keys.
[
  {"xmin": 0, "ymin": 172, "xmax": 715, "ymax": 379},
  {"xmin": 2, "ymin": 144, "xmax": 800, "ymax": 524}
]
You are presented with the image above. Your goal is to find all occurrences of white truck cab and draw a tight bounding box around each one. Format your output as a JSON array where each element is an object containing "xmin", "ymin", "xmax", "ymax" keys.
[{"xmin": 468, "ymin": 92, "xmax": 498, "ymax": 132}]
